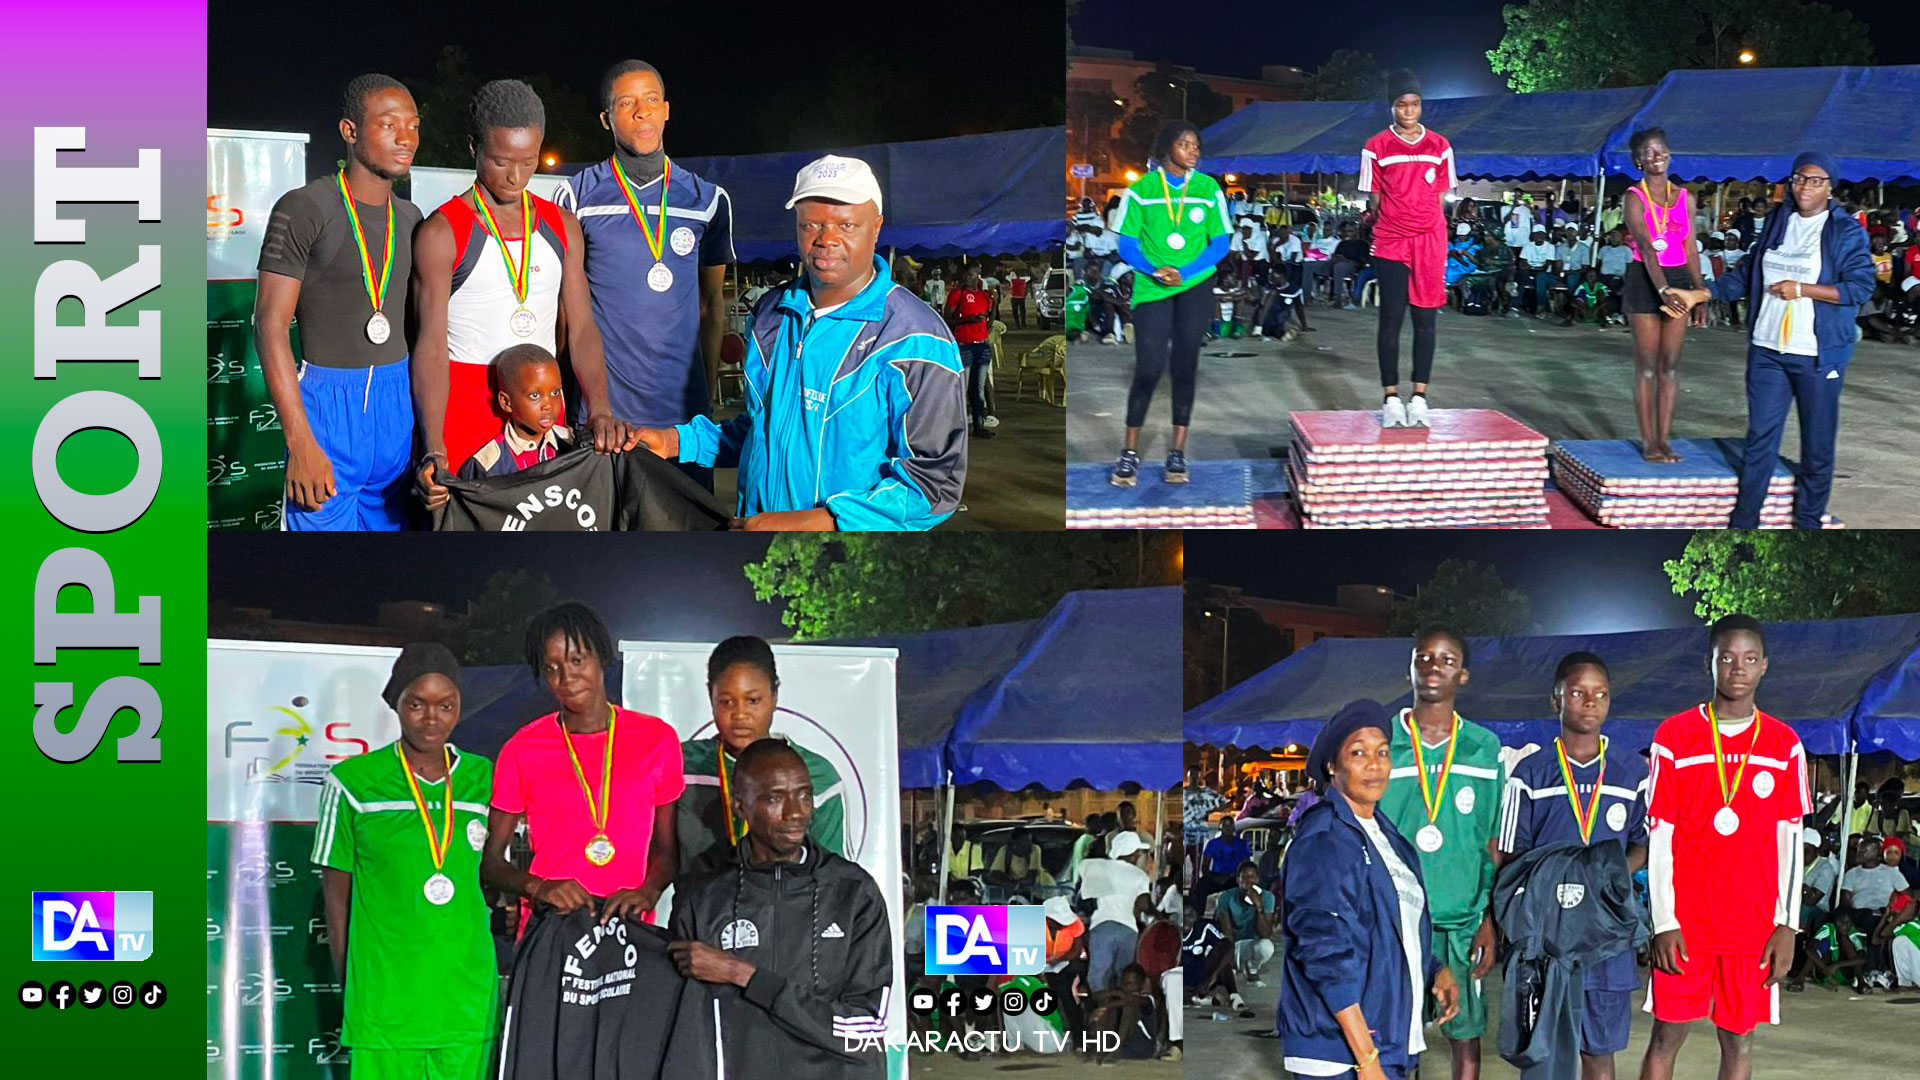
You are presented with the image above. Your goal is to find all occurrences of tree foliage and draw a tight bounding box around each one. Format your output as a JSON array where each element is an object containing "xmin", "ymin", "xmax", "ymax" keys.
[
  {"xmin": 1304, "ymin": 50, "xmax": 1387, "ymax": 102},
  {"xmin": 1113, "ymin": 66, "xmax": 1234, "ymax": 171},
  {"xmin": 1390, "ymin": 559, "xmax": 1534, "ymax": 637},
  {"xmin": 1488, "ymin": 0, "xmax": 1873, "ymax": 93},
  {"xmin": 1664, "ymin": 533, "xmax": 1920, "ymax": 622},
  {"xmin": 460, "ymin": 569, "xmax": 561, "ymax": 665},
  {"xmin": 401, "ymin": 47, "xmax": 606, "ymax": 172},
  {"xmin": 744, "ymin": 534, "xmax": 1181, "ymax": 640}
]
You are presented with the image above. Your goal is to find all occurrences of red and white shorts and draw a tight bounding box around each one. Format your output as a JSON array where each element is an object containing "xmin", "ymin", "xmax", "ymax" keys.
[{"xmin": 1645, "ymin": 950, "xmax": 1778, "ymax": 1035}]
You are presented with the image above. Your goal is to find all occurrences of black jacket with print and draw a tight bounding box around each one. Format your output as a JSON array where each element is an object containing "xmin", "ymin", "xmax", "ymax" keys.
[{"xmin": 664, "ymin": 838, "xmax": 894, "ymax": 1080}]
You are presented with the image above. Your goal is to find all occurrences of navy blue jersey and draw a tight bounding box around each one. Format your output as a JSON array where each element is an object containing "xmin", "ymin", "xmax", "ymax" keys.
[
  {"xmin": 555, "ymin": 160, "xmax": 734, "ymax": 427},
  {"xmin": 1499, "ymin": 738, "xmax": 1649, "ymax": 991}
]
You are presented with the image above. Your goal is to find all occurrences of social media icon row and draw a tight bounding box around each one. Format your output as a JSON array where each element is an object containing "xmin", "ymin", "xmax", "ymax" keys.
[
  {"xmin": 19, "ymin": 981, "xmax": 164, "ymax": 1010},
  {"xmin": 908, "ymin": 985, "xmax": 1057, "ymax": 1018}
]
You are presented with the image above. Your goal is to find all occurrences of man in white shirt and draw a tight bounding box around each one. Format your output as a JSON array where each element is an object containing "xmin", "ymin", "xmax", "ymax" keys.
[
  {"xmin": 1077, "ymin": 830, "xmax": 1154, "ymax": 992},
  {"xmin": 1503, "ymin": 201, "xmax": 1533, "ymax": 256},
  {"xmin": 1518, "ymin": 226, "xmax": 1557, "ymax": 317},
  {"xmin": 1566, "ymin": 224, "xmax": 1596, "ymax": 275},
  {"xmin": 1598, "ymin": 227, "xmax": 1632, "ymax": 298}
]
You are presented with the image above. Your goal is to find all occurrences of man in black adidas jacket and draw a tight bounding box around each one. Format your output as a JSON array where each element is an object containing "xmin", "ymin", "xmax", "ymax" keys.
[{"xmin": 665, "ymin": 738, "xmax": 893, "ymax": 1079}]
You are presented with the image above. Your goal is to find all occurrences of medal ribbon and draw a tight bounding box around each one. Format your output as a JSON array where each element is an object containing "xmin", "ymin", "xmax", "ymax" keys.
[
  {"xmin": 1637, "ymin": 180, "xmax": 1674, "ymax": 246},
  {"xmin": 716, "ymin": 748, "xmax": 746, "ymax": 845},
  {"xmin": 560, "ymin": 705, "xmax": 617, "ymax": 836},
  {"xmin": 610, "ymin": 155, "xmax": 671, "ymax": 261},
  {"xmin": 1553, "ymin": 736, "xmax": 1607, "ymax": 845},
  {"xmin": 1706, "ymin": 703, "xmax": 1762, "ymax": 808},
  {"xmin": 1159, "ymin": 168, "xmax": 1191, "ymax": 233},
  {"xmin": 335, "ymin": 171, "xmax": 394, "ymax": 315},
  {"xmin": 1405, "ymin": 710, "xmax": 1461, "ymax": 825},
  {"xmin": 397, "ymin": 742, "xmax": 453, "ymax": 872},
  {"xmin": 471, "ymin": 187, "xmax": 533, "ymax": 305}
]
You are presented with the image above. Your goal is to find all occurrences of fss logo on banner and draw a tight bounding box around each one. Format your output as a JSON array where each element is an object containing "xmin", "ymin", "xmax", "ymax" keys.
[
  {"xmin": 32, "ymin": 891, "xmax": 154, "ymax": 961},
  {"xmin": 924, "ymin": 905, "xmax": 1046, "ymax": 976}
]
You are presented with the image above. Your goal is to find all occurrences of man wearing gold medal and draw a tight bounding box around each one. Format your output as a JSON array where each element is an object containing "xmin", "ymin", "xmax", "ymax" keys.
[
  {"xmin": 1495, "ymin": 652, "xmax": 1649, "ymax": 1080},
  {"xmin": 412, "ymin": 79, "xmax": 639, "ymax": 500},
  {"xmin": 1376, "ymin": 626, "xmax": 1505, "ymax": 1080},
  {"xmin": 482, "ymin": 602, "xmax": 684, "ymax": 934},
  {"xmin": 1642, "ymin": 615, "xmax": 1809, "ymax": 1080},
  {"xmin": 554, "ymin": 60, "xmax": 734, "ymax": 492},
  {"xmin": 313, "ymin": 643, "xmax": 500, "ymax": 1080},
  {"xmin": 257, "ymin": 74, "xmax": 424, "ymax": 530}
]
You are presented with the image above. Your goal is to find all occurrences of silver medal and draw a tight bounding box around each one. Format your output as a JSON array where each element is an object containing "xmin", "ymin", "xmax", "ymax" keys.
[
  {"xmin": 1416, "ymin": 824, "xmax": 1444, "ymax": 852},
  {"xmin": 1713, "ymin": 806, "xmax": 1739, "ymax": 836},
  {"xmin": 424, "ymin": 872, "xmax": 455, "ymax": 905},
  {"xmin": 1165, "ymin": 232, "xmax": 1186, "ymax": 251},
  {"xmin": 648, "ymin": 262, "xmax": 674, "ymax": 293},
  {"xmin": 366, "ymin": 311, "xmax": 391, "ymax": 344},
  {"xmin": 509, "ymin": 306, "xmax": 536, "ymax": 338},
  {"xmin": 1650, "ymin": 238, "xmax": 1668, "ymax": 253}
]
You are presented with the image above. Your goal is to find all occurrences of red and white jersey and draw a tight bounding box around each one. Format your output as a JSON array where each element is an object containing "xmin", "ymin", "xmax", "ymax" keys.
[
  {"xmin": 1647, "ymin": 706, "xmax": 1810, "ymax": 954},
  {"xmin": 438, "ymin": 193, "xmax": 569, "ymax": 367},
  {"xmin": 1359, "ymin": 126, "xmax": 1456, "ymax": 242}
]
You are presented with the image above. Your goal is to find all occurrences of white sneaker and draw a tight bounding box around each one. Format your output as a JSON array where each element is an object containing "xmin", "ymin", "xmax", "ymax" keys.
[
  {"xmin": 1406, "ymin": 394, "xmax": 1430, "ymax": 427},
  {"xmin": 983, "ymin": 415, "xmax": 1000, "ymax": 429},
  {"xmin": 1380, "ymin": 396, "xmax": 1408, "ymax": 428},
  {"xmin": 1227, "ymin": 992, "xmax": 1247, "ymax": 1012},
  {"xmin": 1103, "ymin": 334, "xmax": 1120, "ymax": 346}
]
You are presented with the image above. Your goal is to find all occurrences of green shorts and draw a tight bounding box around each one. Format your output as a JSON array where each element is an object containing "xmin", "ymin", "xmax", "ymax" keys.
[
  {"xmin": 1428, "ymin": 924, "xmax": 1487, "ymax": 1040},
  {"xmin": 348, "ymin": 1042, "xmax": 496, "ymax": 1080}
]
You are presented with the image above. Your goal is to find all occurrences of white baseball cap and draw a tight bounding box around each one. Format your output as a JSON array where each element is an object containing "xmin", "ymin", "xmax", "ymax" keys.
[
  {"xmin": 1903, "ymin": 275, "xmax": 1920, "ymax": 294},
  {"xmin": 786, "ymin": 154, "xmax": 883, "ymax": 214},
  {"xmin": 1108, "ymin": 831, "xmax": 1147, "ymax": 859},
  {"xmin": 1710, "ymin": 231, "xmax": 1726, "ymax": 240},
  {"xmin": 1043, "ymin": 896, "xmax": 1079, "ymax": 925}
]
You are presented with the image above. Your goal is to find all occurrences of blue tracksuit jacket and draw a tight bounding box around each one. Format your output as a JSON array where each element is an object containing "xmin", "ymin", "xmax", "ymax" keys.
[{"xmin": 675, "ymin": 256, "xmax": 968, "ymax": 530}]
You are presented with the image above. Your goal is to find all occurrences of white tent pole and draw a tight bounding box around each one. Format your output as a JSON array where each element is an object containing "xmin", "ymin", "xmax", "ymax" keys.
[
  {"xmin": 1839, "ymin": 744, "xmax": 1859, "ymax": 882},
  {"xmin": 1153, "ymin": 788, "xmax": 1166, "ymax": 880},
  {"xmin": 937, "ymin": 771, "xmax": 957, "ymax": 906}
]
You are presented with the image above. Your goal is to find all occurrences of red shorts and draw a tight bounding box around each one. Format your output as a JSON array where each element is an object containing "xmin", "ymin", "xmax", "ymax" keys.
[
  {"xmin": 1645, "ymin": 950, "xmax": 1777, "ymax": 1035},
  {"xmin": 445, "ymin": 361, "xmax": 505, "ymax": 471},
  {"xmin": 1370, "ymin": 227, "xmax": 1449, "ymax": 309}
]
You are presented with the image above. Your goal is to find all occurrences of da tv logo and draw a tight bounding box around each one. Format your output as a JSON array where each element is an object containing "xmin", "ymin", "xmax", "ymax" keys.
[
  {"xmin": 925, "ymin": 905, "xmax": 1044, "ymax": 976},
  {"xmin": 32, "ymin": 892, "xmax": 154, "ymax": 961}
]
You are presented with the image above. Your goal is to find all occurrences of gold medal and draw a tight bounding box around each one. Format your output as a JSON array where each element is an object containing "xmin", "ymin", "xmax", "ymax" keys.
[{"xmin": 561, "ymin": 706, "xmax": 618, "ymax": 865}]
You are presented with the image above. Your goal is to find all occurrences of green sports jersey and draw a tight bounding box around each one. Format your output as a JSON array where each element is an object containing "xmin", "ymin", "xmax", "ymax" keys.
[
  {"xmin": 676, "ymin": 736, "xmax": 845, "ymax": 877},
  {"xmin": 312, "ymin": 742, "xmax": 499, "ymax": 1050},
  {"xmin": 1118, "ymin": 168, "xmax": 1230, "ymax": 305},
  {"xmin": 1377, "ymin": 710, "xmax": 1505, "ymax": 931}
]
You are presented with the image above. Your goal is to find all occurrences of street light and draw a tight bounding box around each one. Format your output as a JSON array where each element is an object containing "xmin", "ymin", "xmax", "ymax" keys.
[
  {"xmin": 1225, "ymin": 173, "xmax": 1238, "ymax": 183},
  {"xmin": 543, "ymin": 154, "xmax": 557, "ymax": 168},
  {"xmin": 1167, "ymin": 77, "xmax": 1190, "ymax": 119},
  {"xmin": 1201, "ymin": 608, "xmax": 1230, "ymax": 691},
  {"xmin": 1738, "ymin": 49, "xmax": 1756, "ymax": 65},
  {"xmin": 1125, "ymin": 168, "xmax": 1141, "ymax": 182}
]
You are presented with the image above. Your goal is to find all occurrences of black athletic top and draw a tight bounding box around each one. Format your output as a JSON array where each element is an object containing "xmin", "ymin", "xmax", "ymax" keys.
[{"xmin": 258, "ymin": 175, "xmax": 423, "ymax": 369}]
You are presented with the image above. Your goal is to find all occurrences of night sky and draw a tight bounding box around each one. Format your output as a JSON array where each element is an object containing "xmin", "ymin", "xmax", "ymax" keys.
[
  {"xmin": 1185, "ymin": 533, "xmax": 1700, "ymax": 634},
  {"xmin": 1074, "ymin": 0, "xmax": 1915, "ymax": 98},
  {"xmin": 208, "ymin": 0, "xmax": 1064, "ymax": 163},
  {"xmin": 210, "ymin": 534, "xmax": 789, "ymax": 643}
]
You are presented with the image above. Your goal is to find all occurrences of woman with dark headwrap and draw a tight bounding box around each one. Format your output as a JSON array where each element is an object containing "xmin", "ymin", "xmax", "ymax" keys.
[
  {"xmin": 1709, "ymin": 150, "xmax": 1877, "ymax": 528},
  {"xmin": 312, "ymin": 643, "xmax": 501, "ymax": 1079},
  {"xmin": 1107, "ymin": 119, "xmax": 1232, "ymax": 488},
  {"xmin": 1278, "ymin": 699, "xmax": 1458, "ymax": 1080}
]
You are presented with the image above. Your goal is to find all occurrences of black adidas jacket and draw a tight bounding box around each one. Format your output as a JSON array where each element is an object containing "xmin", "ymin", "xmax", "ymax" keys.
[
  {"xmin": 663, "ymin": 839, "xmax": 893, "ymax": 1080},
  {"xmin": 498, "ymin": 905, "xmax": 686, "ymax": 1080},
  {"xmin": 437, "ymin": 446, "xmax": 732, "ymax": 531},
  {"xmin": 1493, "ymin": 840, "xmax": 1637, "ymax": 1080}
]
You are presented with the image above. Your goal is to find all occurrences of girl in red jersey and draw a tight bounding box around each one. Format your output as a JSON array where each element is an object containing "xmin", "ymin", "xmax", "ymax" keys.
[
  {"xmin": 1360, "ymin": 71, "xmax": 1454, "ymax": 429},
  {"xmin": 1619, "ymin": 128, "xmax": 1712, "ymax": 463}
]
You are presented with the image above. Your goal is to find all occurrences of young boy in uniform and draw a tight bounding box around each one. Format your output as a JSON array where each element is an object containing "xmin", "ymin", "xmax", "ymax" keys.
[
  {"xmin": 1496, "ymin": 651, "xmax": 1648, "ymax": 1080},
  {"xmin": 1641, "ymin": 615, "xmax": 1810, "ymax": 1080},
  {"xmin": 312, "ymin": 644, "xmax": 499, "ymax": 1079},
  {"xmin": 457, "ymin": 344, "xmax": 573, "ymax": 480},
  {"xmin": 1378, "ymin": 625, "xmax": 1504, "ymax": 1080}
]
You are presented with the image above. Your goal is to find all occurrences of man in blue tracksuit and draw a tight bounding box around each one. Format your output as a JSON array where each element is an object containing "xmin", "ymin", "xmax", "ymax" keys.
[
  {"xmin": 638, "ymin": 155, "xmax": 968, "ymax": 530},
  {"xmin": 1708, "ymin": 151, "xmax": 1876, "ymax": 529}
]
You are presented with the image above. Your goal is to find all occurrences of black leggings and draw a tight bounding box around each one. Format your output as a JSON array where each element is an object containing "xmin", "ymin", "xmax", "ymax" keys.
[
  {"xmin": 1375, "ymin": 257, "xmax": 1436, "ymax": 388},
  {"xmin": 1127, "ymin": 282, "xmax": 1213, "ymax": 429}
]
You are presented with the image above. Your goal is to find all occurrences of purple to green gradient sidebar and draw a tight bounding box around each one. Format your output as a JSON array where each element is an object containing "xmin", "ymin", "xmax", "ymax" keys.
[{"xmin": 6, "ymin": 5, "xmax": 207, "ymax": 1076}]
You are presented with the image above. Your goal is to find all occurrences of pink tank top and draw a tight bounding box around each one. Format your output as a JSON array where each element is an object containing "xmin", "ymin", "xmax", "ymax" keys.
[{"xmin": 1626, "ymin": 181, "xmax": 1690, "ymax": 267}]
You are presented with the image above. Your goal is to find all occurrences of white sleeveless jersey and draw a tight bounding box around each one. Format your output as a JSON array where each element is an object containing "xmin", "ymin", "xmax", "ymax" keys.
[{"xmin": 448, "ymin": 229, "xmax": 564, "ymax": 366}]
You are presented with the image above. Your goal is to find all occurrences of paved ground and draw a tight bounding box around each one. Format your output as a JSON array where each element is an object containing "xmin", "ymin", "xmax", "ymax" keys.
[
  {"xmin": 1065, "ymin": 304, "xmax": 1920, "ymax": 528},
  {"xmin": 1184, "ymin": 958, "xmax": 1918, "ymax": 1079},
  {"xmin": 910, "ymin": 1046, "xmax": 1176, "ymax": 1077},
  {"xmin": 715, "ymin": 327, "xmax": 1063, "ymax": 529}
]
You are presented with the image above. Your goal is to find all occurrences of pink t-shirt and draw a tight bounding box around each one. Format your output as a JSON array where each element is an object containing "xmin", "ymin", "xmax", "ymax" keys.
[
  {"xmin": 492, "ymin": 707, "xmax": 687, "ymax": 905},
  {"xmin": 1626, "ymin": 182, "xmax": 1691, "ymax": 268}
]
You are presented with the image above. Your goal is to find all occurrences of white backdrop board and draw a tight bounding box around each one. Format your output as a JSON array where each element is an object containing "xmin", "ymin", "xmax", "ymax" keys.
[{"xmin": 620, "ymin": 640, "xmax": 908, "ymax": 1069}]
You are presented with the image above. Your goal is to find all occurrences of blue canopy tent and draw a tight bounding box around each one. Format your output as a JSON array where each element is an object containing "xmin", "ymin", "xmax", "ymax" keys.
[
  {"xmin": 1184, "ymin": 613, "xmax": 1920, "ymax": 758},
  {"xmin": 1849, "ymin": 644, "xmax": 1920, "ymax": 761},
  {"xmin": 1599, "ymin": 66, "xmax": 1920, "ymax": 182},
  {"xmin": 558, "ymin": 127, "xmax": 1066, "ymax": 262}
]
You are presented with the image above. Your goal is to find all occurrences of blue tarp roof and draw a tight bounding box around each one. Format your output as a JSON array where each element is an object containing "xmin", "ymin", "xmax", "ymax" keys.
[
  {"xmin": 1201, "ymin": 66, "xmax": 1920, "ymax": 183},
  {"xmin": 1185, "ymin": 614, "xmax": 1920, "ymax": 759},
  {"xmin": 1598, "ymin": 66, "xmax": 1920, "ymax": 182},
  {"xmin": 562, "ymin": 127, "xmax": 1066, "ymax": 261},
  {"xmin": 944, "ymin": 587, "xmax": 1182, "ymax": 790}
]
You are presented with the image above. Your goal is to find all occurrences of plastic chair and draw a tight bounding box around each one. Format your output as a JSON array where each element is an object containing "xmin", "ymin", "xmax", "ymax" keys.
[
  {"xmin": 1360, "ymin": 279, "xmax": 1380, "ymax": 307},
  {"xmin": 1016, "ymin": 335, "xmax": 1067, "ymax": 405}
]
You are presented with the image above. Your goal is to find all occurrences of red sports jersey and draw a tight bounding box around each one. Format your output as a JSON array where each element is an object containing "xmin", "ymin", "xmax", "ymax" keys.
[
  {"xmin": 945, "ymin": 287, "xmax": 992, "ymax": 344},
  {"xmin": 1359, "ymin": 126, "xmax": 1456, "ymax": 242},
  {"xmin": 1647, "ymin": 706, "xmax": 1810, "ymax": 954}
]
